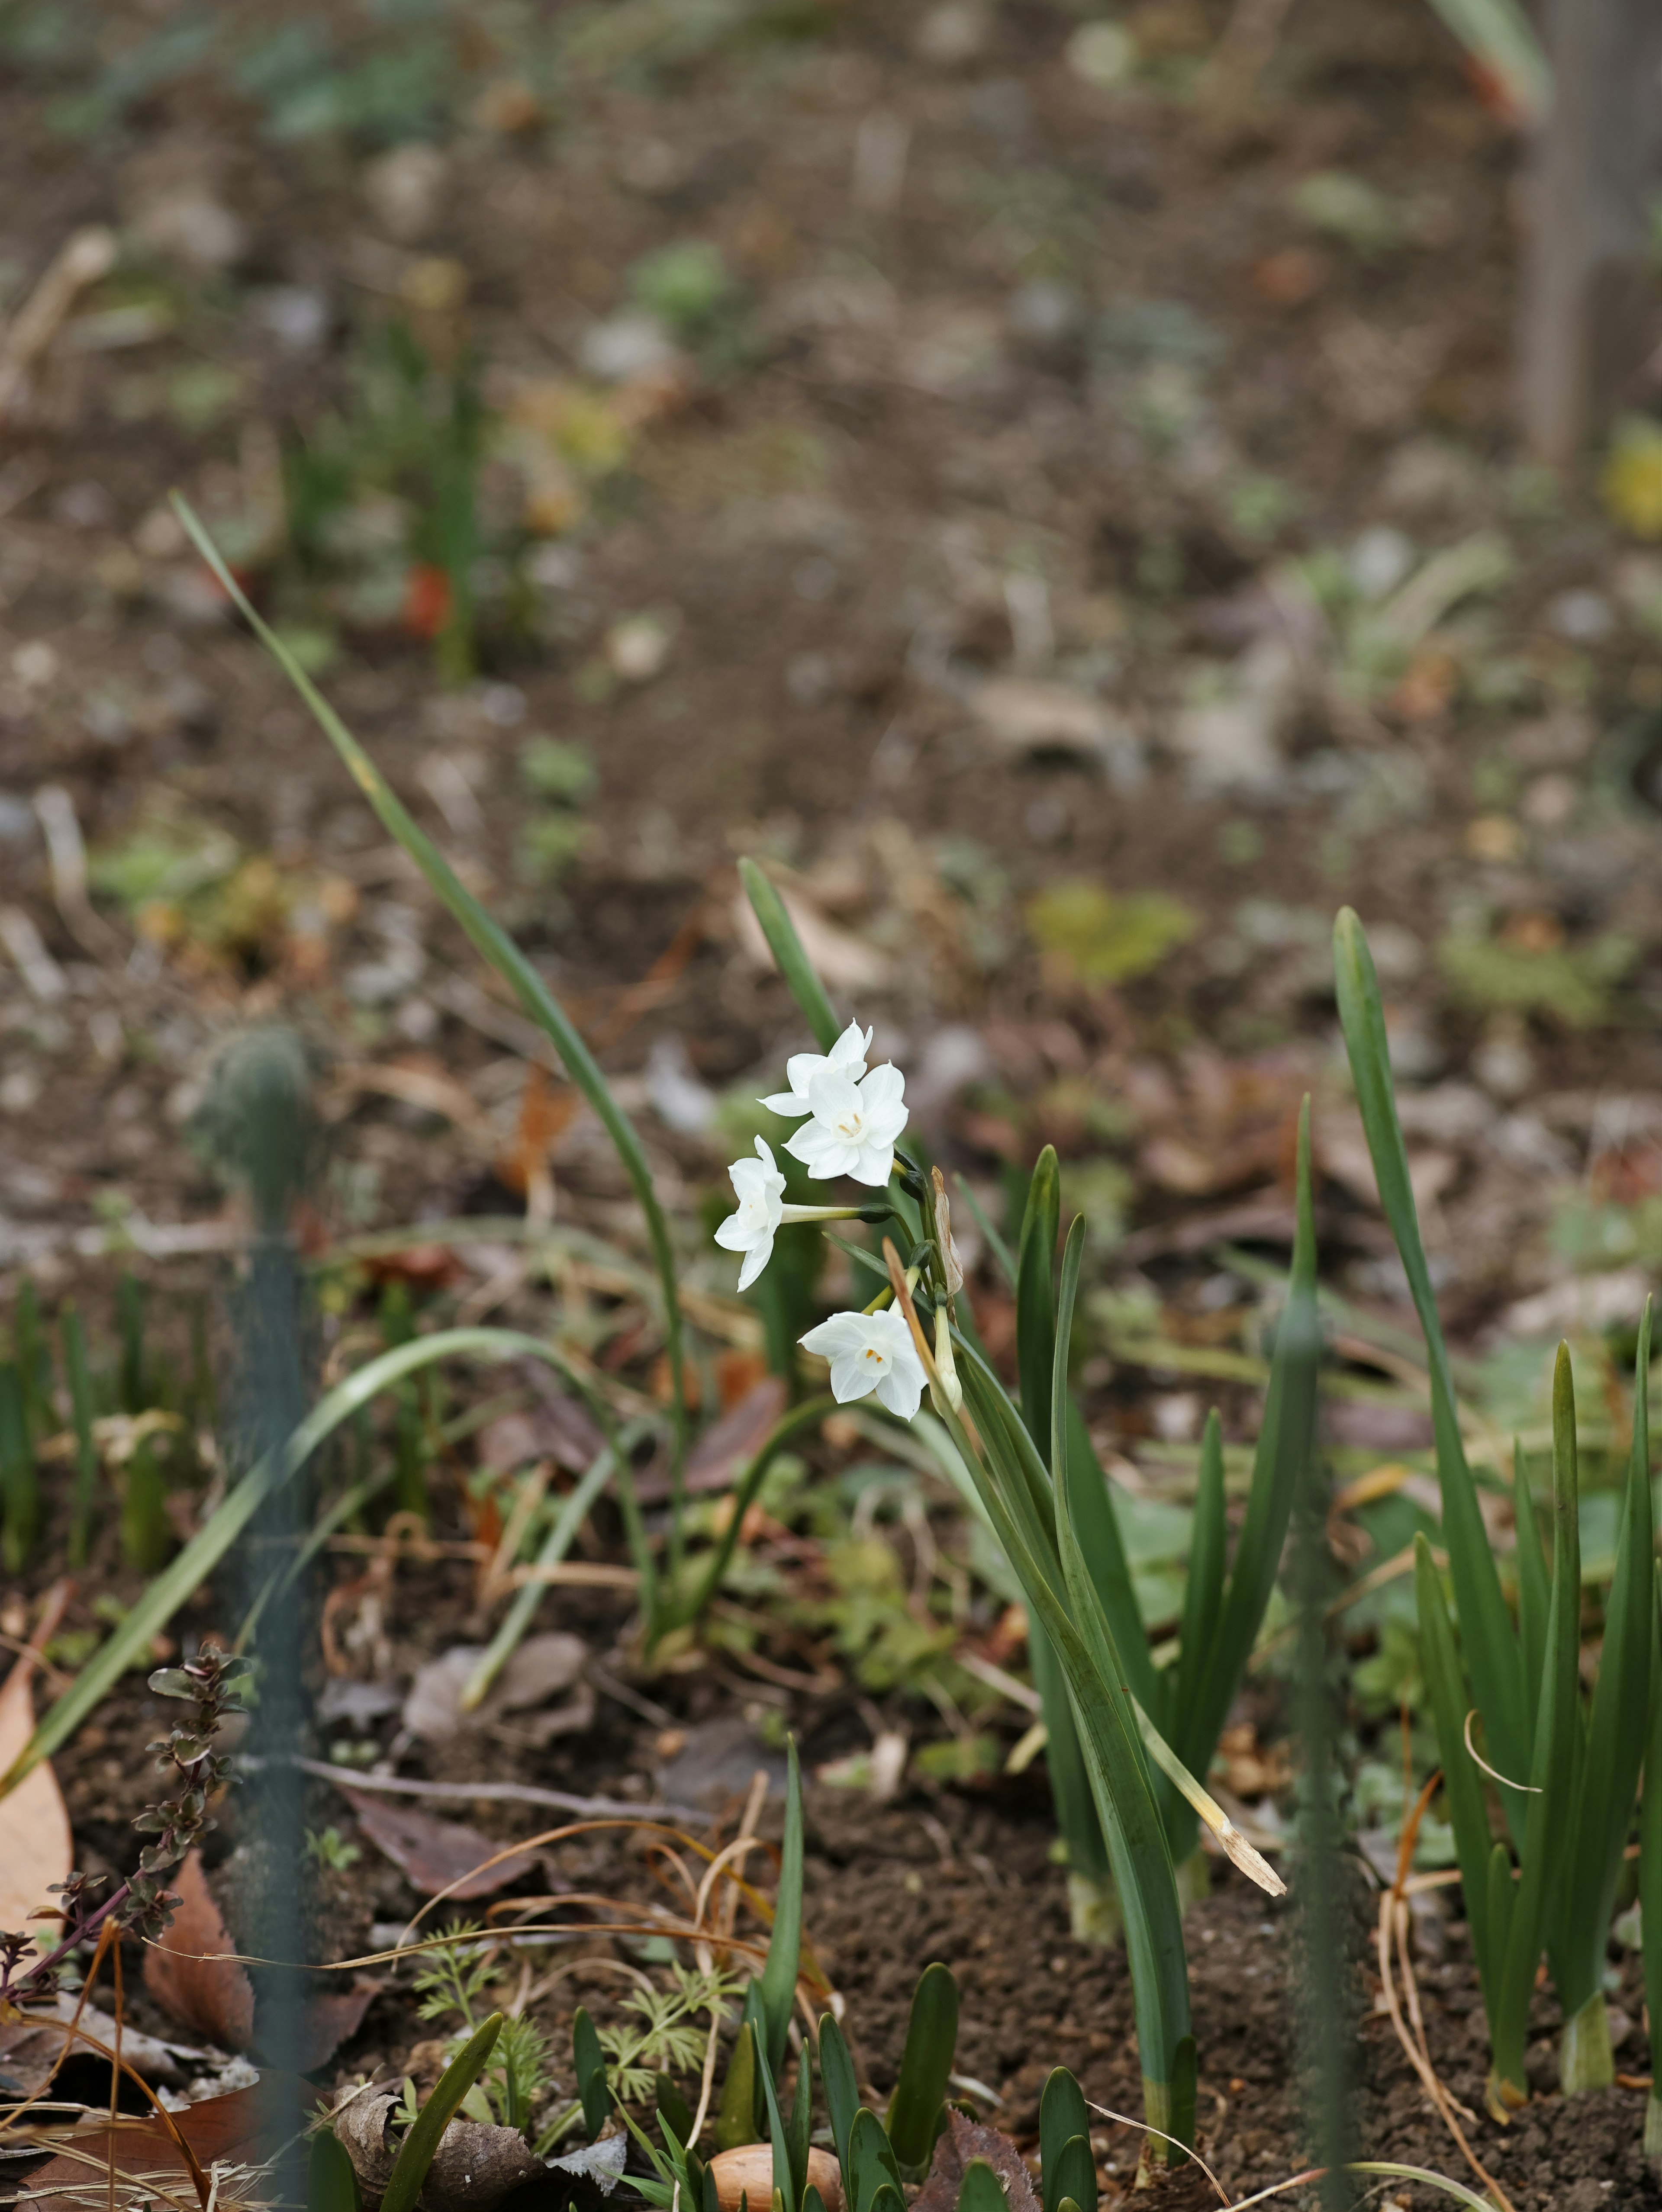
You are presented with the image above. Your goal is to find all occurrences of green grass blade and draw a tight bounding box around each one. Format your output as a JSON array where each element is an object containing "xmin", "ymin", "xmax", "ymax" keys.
[
  {"xmin": 1334, "ymin": 912, "xmax": 1527, "ymax": 1795},
  {"xmin": 885, "ymin": 1963, "xmax": 959, "ymax": 2178},
  {"xmin": 1641, "ymin": 1565, "xmax": 1662, "ymax": 2144},
  {"xmin": 1173, "ymin": 1411, "xmax": 1225, "ymax": 1739},
  {"xmin": 1016, "ymin": 1146, "xmax": 1061, "ymax": 1465},
  {"xmin": 1050, "ymin": 1226, "xmax": 1192, "ymax": 2148},
  {"xmin": 739, "ymin": 859, "xmax": 841, "ymax": 1052},
  {"xmin": 757, "ymin": 1737, "xmax": 804, "ymax": 2074},
  {"xmin": 172, "ymin": 493, "xmax": 689, "ymax": 1480},
  {"xmin": 786, "ymin": 2031, "xmax": 812, "ymax": 2206},
  {"xmin": 1492, "ymin": 1344, "xmax": 1583, "ymax": 2107},
  {"xmin": 381, "ymin": 2013, "xmax": 504, "ymax": 2212},
  {"xmin": 0, "ymin": 1365, "xmax": 38, "ymax": 1575},
  {"xmin": 1344, "ymin": 2165, "xmax": 1499, "ymax": 2212},
  {"xmin": 1413, "ymin": 1534, "xmax": 1495, "ymax": 2015},
  {"xmin": 1039, "ymin": 2070, "xmax": 1089, "ymax": 2212},
  {"xmin": 1553, "ymin": 1299, "xmax": 1654, "ymax": 2022},
  {"xmin": 61, "ymin": 1304, "xmax": 100, "ymax": 1569},
  {"xmin": 2, "ymin": 1326, "xmax": 615, "ymax": 1792},
  {"xmin": 664, "ymin": 1398, "xmax": 835, "ymax": 1637},
  {"xmin": 461, "ymin": 1437, "xmax": 627, "ymax": 1711},
  {"xmin": 1512, "ymin": 1439, "xmax": 1548, "ymax": 1737},
  {"xmin": 1173, "ymin": 1102, "xmax": 1318, "ymax": 1804},
  {"xmin": 818, "ymin": 2014, "xmax": 858, "ymax": 2180},
  {"xmin": 1030, "ymin": 1622, "xmax": 1111, "ymax": 1888},
  {"xmin": 573, "ymin": 2006, "xmax": 609, "ymax": 2135},
  {"xmin": 752, "ymin": 2026, "xmax": 797, "ymax": 2212},
  {"xmin": 1063, "ymin": 1397, "xmax": 1157, "ymax": 1715},
  {"xmin": 952, "ymin": 1174, "xmax": 1015, "ymax": 1291}
]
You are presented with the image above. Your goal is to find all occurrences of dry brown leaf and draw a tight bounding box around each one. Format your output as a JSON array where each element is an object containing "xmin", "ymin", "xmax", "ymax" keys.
[
  {"xmin": 342, "ymin": 1790, "xmax": 539, "ymax": 1897},
  {"xmin": 912, "ymin": 2112, "xmax": 1041, "ymax": 2212},
  {"xmin": 635, "ymin": 1375, "xmax": 787, "ymax": 1503},
  {"xmin": 142, "ymin": 1849, "xmax": 256, "ymax": 2051},
  {"xmin": 0, "ymin": 1597, "xmax": 74, "ymax": 1944},
  {"xmin": 23, "ymin": 2080, "xmax": 290, "ymax": 2212}
]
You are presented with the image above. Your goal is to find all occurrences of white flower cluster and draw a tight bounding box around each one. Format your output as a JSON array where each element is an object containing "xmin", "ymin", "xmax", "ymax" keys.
[{"xmin": 713, "ymin": 1017, "xmax": 928, "ymax": 1418}]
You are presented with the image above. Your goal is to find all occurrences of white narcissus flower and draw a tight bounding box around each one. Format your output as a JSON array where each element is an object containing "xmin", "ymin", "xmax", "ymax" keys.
[
  {"xmin": 784, "ymin": 1061, "xmax": 908, "ymax": 1188},
  {"xmin": 760, "ymin": 1019, "xmax": 873, "ymax": 1119},
  {"xmin": 799, "ymin": 1307, "xmax": 927, "ymax": 1419},
  {"xmin": 714, "ymin": 1137, "xmax": 786, "ymax": 1291}
]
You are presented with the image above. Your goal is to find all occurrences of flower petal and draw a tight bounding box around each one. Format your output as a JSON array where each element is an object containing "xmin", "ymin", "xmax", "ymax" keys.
[
  {"xmin": 848, "ymin": 1141, "xmax": 895, "ymax": 1187},
  {"xmin": 876, "ymin": 1360, "xmax": 923, "ymax": 1420},
  {"xmin": 737, "ymin": 1231, "xmax": 774, "ymax": 1292},
  {"xmin": 714, "ymin": 1214, "xmax": 753, "ymax": 1252},
  {"xmin": 760, "ymin": 1089, "xmax": 808, "ymax": 1117}
]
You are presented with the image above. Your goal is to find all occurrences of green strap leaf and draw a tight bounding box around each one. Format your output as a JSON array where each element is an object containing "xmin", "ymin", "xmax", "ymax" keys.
[
  {"xmin": 1049, "ymin": 1220, "xmax": 1193, "ymax": 2139},
  {"xmin": 1047, "ymin": 2138, "xmax": 1095, "ymax": 2212},
  {"xmin": 1492, "ymin": 1344, "xmax": 1583, "ymax": 2105},
  {"xmin": 1174, "ymin": 1100, "xmax": 1318, "ymax": 1797},
  {"xmin": 958, "ymin": 2163, "xmax": 1008, "ymax": 2212},
  {"xmin": 573, "ymin": 2006, "xmax": 609, "ymax": 2138},
  {"xmin": 817, "ymin": 2014, "xmax": 858, "ymax": 2181},
  {"xmin": 1039, "ymin": 2070, "xmax": 1090, "ymax": 2212},
  {"xmin": 1062, "ymin": 1396, "xmax": 1157, "ymax": 1716},
  {"xmin": 307, "ymin": 2126, "xmax": 363, "ymax": 2212},
  {"xmin": 713, "ymin": 2019, "xmax": 760, "ymax": 2152},
  {"xmin": 1334, "ymin": 910, "xmax": 1525, "ymax": 1794},
  {"xmin": 172, "ymin": 493, "xmax": 689, "ymax": 1475},
  {"xmin": 848, "ymin": 2109, "xmax": 902, "ymax": 2212},
  {"xmin": 1641, "ymin": 1563, "xmax": 1662, "ymax": 2098},
  {"xmin": 1173, "ymin": 1410, "xmax": 1226, "ymax": 1744},
  {"xmin": 1512, "ymin": 1439, "xmax": 1549, "ymax": 1737},
  {"xmin": 1029, "ymin": 1621, "xmax": 1110, "ymax": 1887},
  {"xmin": 1554, "ymin": 1299, "xmax": 1655, "ymax": 2015},
  {"xmin": 739, "ymin": 859, "xmax": 841, "ymax": 1052},
  {"xmin": 1016, "ymin": 1146, "xmax": 1061, "ymax": 1467},
  {"xmin": 381, "ymin": 2013, "xmax": 504, "ymax": 2212},
  {"xmin": 758, "ymin": 1738, "xmax": 805, "ymax": 2074},
  {"xmin": 1414, "ymin": 1534, "xmax": 1495, "ymax": 2014},
  {"xmin": 884, "ymin": 1963, "xmax": 960, "ymax": 2177}
]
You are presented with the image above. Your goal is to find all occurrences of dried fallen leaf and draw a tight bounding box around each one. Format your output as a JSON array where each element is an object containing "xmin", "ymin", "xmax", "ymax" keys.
[
  {"xmin": 0, "ymin": 1997, "xmax": 210, "ymax": 2093},
  {"xmin": 143, "ymin": 1849, "xmax": 256, "ymax": 2051},
  {"xmin": 912, "ymin": 2113, "xmax": 1040, "ymax": 2212},
  {"xmin": 23, "ymin": 2080, "xmax": 289, "ymax": 2212},
  {"xmin": 0, "ymin": 1594, "xmax": 74, "ymax": 1945},
  {"xmin": 635, "ymin": 1375, "xmax": 787, "ymax": 1503},
  {"xmin": 342, "ymin": 1790, "xmax": 539, "ymax": 1898},
  {"xmin": 142, "ymin": 1851, "xmax": 375, "ymax": 2066}
]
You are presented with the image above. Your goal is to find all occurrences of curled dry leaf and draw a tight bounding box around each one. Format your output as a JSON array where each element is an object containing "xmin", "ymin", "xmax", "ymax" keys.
[
  {"xmin": 335, "ymin": 2085, "xmax": 400, "ymax": 2200},
  {"xmin": 0, "ymin": 1594, "xmax": 74, "ymax": 1945},
  {"xmin": 334, "ymin": 2088, "xmax": 540, "ymax": 2212},
  {"xmin": 403, "ymin": 1633, "xmax": 589, "ymax": 1744},
  {"xmin": 421, "ymin": 2118, "xmax": 541, "ymax": 2212},
  {"xmin": 342, "ymin": 1789, "xmax": 540, "ymax": 1898},
  {"xmin": 912, "ymin": 2112, "xmax": 1041, "ymax": 2212},
  {"xmin": 636, "ymin": 1375, "xmax": 788, "ymax": 1503}
]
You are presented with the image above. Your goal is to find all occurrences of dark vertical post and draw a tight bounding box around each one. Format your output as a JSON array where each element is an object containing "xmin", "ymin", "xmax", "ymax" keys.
[{"xmin": 1519, "ymin": 0, "xmax": 1662, "ymax": 463}]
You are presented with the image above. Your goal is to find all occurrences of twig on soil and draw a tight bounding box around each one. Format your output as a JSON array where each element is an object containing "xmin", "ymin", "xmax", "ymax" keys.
[
  {"xmin": 1084, "ymin": 2101, "xmax": 1228, "ymax": 2204},
  {"xmin": 0, "ymin": 228, "xmax": 116, "ymax": 424},
  {"xmin": 279, "ymin": 1754, "xmax": 710, "ymax": 1825}
]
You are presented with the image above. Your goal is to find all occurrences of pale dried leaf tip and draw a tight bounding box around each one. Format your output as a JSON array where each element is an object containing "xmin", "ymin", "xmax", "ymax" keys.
[{"xmin": 1218, "ymin": 1820, "xmax": 1287, "ymax": 1899}]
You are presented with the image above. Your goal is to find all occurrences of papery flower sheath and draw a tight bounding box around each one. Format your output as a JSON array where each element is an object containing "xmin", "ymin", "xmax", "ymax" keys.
[
  {"xmin": 713, "ymin": 1137, "xmax": 786, "ymax": 1291},
  {"xmin": 799, "ymin": 1306, "xmax": 926, "ymax": 1419}
]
